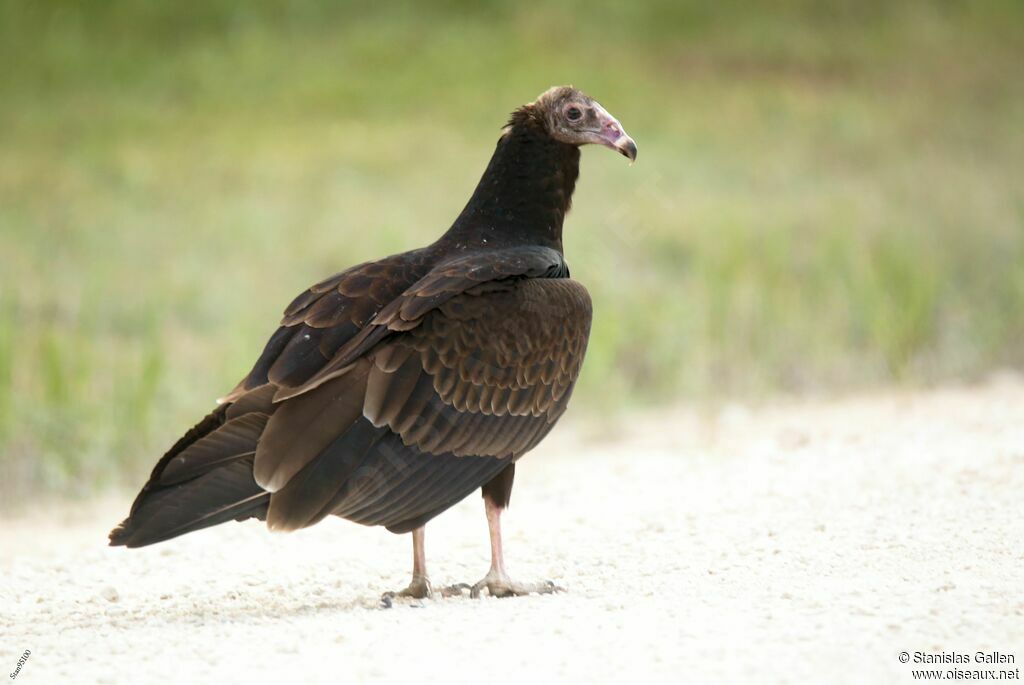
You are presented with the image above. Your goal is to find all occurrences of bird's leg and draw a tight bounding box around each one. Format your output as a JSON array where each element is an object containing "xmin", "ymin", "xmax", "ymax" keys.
[
  {"xmin": 382, "ymin": 526, "xmax": 433, "ymax": 600},
  {"xmin": 466, "ymin": 495, "xmax": 563, "ymax": 598}
]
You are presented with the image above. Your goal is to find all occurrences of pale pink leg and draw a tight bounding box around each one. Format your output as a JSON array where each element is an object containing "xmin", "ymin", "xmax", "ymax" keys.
[
  {"xmin": 383, "ymin": 526, "xmax": 432, "ymax": 600},
  {"xmin": 467, "ymin": 497, "xmax": 562, "ymax": 598}
]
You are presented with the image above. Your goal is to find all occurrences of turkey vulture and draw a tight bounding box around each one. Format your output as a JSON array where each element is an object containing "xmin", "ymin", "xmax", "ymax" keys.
[{"xmin": 109, "ymin": 86, "xmax": 636, "ymax": 599}]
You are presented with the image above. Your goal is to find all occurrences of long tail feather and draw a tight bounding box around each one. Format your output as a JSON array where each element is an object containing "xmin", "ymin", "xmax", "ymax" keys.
[{"xmin": 109, "ymin": 391, "xmax": 274, "ymax": 548}]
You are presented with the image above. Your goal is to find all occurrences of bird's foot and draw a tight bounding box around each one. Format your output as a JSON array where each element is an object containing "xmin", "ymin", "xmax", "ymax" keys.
[
  {"xmin": 380, "ymin": 574, "xmax": 432, "ymax": 605},
  {"xmin": 437, "ymin": 582, "xmax": 473, "ymax": 598},
  {"xmin": 446, "ymin": 569, "xmax": 564, "ymax": 598}
]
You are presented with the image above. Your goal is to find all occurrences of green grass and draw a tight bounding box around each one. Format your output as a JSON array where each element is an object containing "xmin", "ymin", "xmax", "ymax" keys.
[{"xmin": 1, "ymin": 0, "xmax": 1022, "ymax": 503}]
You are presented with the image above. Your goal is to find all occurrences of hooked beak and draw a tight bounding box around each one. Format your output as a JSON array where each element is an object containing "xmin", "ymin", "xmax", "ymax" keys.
[{"xmin": 589, "ymin": 103, "xmax": 637, "ymax": 162}]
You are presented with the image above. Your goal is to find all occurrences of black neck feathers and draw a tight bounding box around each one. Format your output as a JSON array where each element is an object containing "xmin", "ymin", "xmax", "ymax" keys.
[{"xmin": 442, "ymin": 107, "xmax": 580, "ymax": 253}]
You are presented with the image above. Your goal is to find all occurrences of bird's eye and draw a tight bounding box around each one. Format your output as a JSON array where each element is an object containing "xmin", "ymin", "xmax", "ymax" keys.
[{"xmin": 566, "ymin": 106, "xmax": 582, "ymax": 122}]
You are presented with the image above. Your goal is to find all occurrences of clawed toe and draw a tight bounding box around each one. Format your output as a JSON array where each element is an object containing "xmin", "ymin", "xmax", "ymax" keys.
[
  {"xmin": 380, "ymin": 575, "xmax": 433, "ymax": 605},
  {"xmin": 468, "ymin": 574, "xmax": 564, "ymax": 598},
  {"xmin": 439, "ymin": 582, "xmax": 472, "ymax": 598}
]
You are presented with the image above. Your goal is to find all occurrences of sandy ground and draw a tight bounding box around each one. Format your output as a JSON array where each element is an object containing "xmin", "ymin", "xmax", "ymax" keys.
[{"xmin": 2, "ymin": 378, "xmax": 1023, "ymax": 684}]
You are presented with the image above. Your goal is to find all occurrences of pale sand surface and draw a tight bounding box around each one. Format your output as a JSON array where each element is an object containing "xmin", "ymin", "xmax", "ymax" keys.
[{"xmin": 2, "ymin": 378, "xmax": 1023, "ymax": 684}]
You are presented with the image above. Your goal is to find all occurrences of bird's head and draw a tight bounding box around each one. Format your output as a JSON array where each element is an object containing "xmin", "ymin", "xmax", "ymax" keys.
[{"xmin": 527, "ymin": 85, "xmax": 637, "ymax": 163}]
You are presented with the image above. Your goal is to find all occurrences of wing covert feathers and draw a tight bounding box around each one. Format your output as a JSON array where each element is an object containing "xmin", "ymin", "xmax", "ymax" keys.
[{"xmin": 364, "ymin": 277, "xmax": 591, "ymax": 458}]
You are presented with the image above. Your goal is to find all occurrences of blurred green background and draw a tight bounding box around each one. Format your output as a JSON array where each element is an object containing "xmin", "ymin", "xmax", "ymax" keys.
[{"xmin": 1, "ymin": 0, "xmax": 1022, "ymax": 504}]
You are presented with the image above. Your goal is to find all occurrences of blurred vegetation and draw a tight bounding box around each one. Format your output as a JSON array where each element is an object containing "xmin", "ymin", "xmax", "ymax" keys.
[{"xmin": 1, "ymin": 0, "xmax": 1022, "ymax": 502}]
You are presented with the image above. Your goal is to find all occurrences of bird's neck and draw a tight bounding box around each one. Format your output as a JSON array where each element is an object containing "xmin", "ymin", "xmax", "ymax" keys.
[{"xmin": 442, "ymin": 117, "xmax": 580, "ymax": 252}]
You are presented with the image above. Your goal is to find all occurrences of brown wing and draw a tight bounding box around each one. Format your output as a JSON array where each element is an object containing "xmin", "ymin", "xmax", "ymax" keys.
[
  {"xmin": 113, "ymin": 246, "xmax": 591, "ymax": 543},
  {"xmin": 256, "ymin": 248, "xmax": 591, "ymax": 533},
  {"xmin": 365, "ymin": 277, "xmax": 592, "ymax": 458},
  {"xmin": 273, "ymin": 244, "xmax": 570, "ymax": 400},
  {"xmin": 224, "ymin": 247, "xmax": 436, "ymax": 399},
  {"xmin": 111, "ymin": 248, "xmax": 433, "ymax": 547}
]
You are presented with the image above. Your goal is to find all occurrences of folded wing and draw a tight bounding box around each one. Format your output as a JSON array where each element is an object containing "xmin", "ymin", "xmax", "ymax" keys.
[
  {"xmin": 111, "ymin": 245, "xmax": 592, "ymax": 544},
  {"xmin": 257, "ymin": 246, "xmax": 592, "ymax": 532}
]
